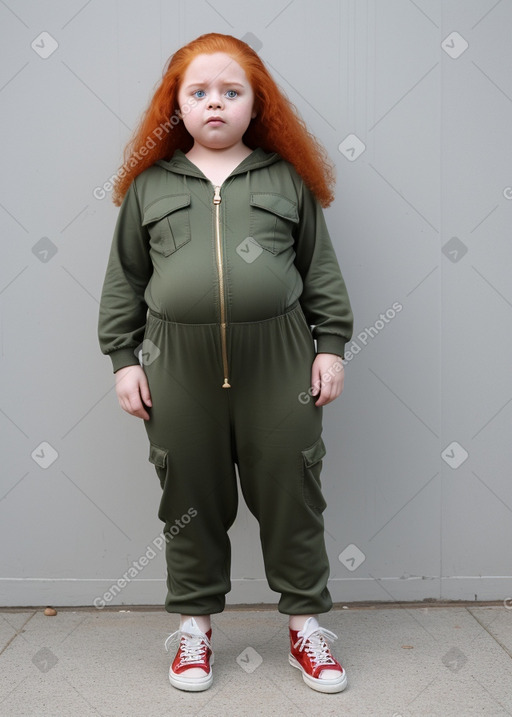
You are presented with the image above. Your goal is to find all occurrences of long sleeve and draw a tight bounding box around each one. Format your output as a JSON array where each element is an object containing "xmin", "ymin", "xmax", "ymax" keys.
[
  {"xmin": 97, "ymin": 180, "xmax": 153, "ymax": 372},
  {"xmin": 293, "ymin": 182, "xmax": 354, "ymax": 358}
]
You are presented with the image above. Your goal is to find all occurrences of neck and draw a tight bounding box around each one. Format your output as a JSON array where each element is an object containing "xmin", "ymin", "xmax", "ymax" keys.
[{"xmin": 186, "ymin": 142, "xmax": 252, "ymax": 164}]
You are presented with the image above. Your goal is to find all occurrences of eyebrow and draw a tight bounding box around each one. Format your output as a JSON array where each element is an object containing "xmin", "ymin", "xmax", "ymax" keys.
[{"xmin": 182, "ymin": 81, "xmax": 246, "ymax": 90}]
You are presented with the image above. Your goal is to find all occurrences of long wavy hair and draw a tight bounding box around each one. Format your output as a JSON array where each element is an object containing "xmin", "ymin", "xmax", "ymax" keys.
[{"xmin": 112, "ymin": 33, "xmax": 335, "ymax": 207}]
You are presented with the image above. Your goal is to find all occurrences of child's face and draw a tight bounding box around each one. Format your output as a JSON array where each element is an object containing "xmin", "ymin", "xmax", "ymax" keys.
[{"xmin": 177, "ymin": 52, "xmax": 256, "ymax": 152}]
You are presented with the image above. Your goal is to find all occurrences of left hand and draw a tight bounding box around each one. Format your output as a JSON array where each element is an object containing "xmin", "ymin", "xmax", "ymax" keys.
[{"xmin": 310, "ymin": 353, "xmax": 345, "ymax": 407}]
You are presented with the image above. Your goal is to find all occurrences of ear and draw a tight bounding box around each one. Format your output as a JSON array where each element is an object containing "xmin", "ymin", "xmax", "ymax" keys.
[{"xmin": 251, "ymin": 110, "xmax": 257, "ymax": 119}]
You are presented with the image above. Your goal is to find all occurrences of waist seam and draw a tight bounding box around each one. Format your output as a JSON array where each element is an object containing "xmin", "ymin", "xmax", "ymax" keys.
[{"xmin": 148, "ymin": 300, "xmax": 302, "ymax": 326}]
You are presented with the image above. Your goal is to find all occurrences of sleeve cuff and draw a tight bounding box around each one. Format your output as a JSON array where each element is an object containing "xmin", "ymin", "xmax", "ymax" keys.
[
  {"xmin": 315, "ymin": 334, "xmax": 348, "ymax": 359},
  {"xmin": 109, "ymin": 348, "xmax": 141, "ymax": 373}
]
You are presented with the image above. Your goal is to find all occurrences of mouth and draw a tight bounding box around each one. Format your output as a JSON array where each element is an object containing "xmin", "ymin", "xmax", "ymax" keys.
[{"xmin": 206, "ymin": 116, "xmax": 225, "ymax": 124}]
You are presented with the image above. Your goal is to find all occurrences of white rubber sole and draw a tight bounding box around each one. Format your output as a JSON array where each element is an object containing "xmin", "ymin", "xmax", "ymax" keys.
[
  {"xmin": 289, "ymin": 653, "xmax": 348, "ymax": 694},
  {"xmin": 169, "ymin": 653, "xmax": 214, "ymax": 692}
]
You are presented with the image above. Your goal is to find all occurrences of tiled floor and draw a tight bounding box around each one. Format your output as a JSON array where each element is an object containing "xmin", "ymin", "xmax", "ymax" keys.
[{"xmin": 1, "ymin": 602, "xmax": 511, "ymax": 716}]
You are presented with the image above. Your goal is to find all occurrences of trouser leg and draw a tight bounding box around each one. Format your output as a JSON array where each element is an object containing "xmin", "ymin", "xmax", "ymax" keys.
[
  {"xmin": 142, "ymin": 315, "xmax": 238, "ymax": 615},
  {"xmin": 229, "ymin": 303, "xmax": 333, "ymax": 615}
]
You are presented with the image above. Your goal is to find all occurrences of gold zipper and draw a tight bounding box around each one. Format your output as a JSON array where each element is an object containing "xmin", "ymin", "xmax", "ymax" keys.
[{"xmin": 213, "ymin": 185, "xmax": 231, "ymax": 388}]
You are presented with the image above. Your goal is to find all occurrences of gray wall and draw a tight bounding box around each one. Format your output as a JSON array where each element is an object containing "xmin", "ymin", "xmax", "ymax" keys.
[{"xmin": 1, "ymin": 0, "xmax": 511, "ymax": 608}]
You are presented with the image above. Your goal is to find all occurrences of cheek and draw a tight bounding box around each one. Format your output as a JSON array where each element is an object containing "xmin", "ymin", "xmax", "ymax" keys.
[
  {"xmin": 177, "ymin": 93, "xmax": 195, "ymax": 118},
  {"xmin": 235, "ymin": 104, "xmax": 256, "ymax": 127},
  {"xmin": 178, "ymin": 104, "xmax": 200, "ymax": 129}
]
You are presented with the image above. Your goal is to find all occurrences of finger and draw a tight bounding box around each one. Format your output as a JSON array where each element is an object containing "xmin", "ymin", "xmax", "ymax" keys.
[
  {"xmin": 314, "ymin": 379, "xmax": 328, "ymax": 406},
  {"xmin": 315, "ymin": 385, "xmax": 331, "ymax": 406},
  {"xmin": 140, "ymin": 378, "xmax": 152, "ymax": 407},
  {"xmin": 130, "ymin": 391, "xmax": 151, "ymax": 421},
  {"xmin": 315, "ymin": 374, "xmax": 344, "ymax": 406},
  {"xmin": 310, "ymin": 367, "xmax": 321, "ymax": 396},
  {"xmin": 121, "ymin": 399, "xmax": 135, "ymax": 415},
  {"xmin": 123, "ymin": 390, "xmax": 139, "ymax": 414},
  {"xmin": 328, "ymin": 377, "xmax": 343, "ymax": 401},
  {"xmin": 316, "ymin": 375, "xmax": 337, "ymax": 406},
  {"xmin": 133, "ymin": 402, "xmax": 150, "ymax": 420}
]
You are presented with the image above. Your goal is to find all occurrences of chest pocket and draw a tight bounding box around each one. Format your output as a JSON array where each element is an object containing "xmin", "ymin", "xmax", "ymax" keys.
[
  {"xmin": 142, "ymin": 194, "xmax": 191, "ymax": 257},
  {"xmin": 249, "ymin": 193, "xmax": 299, "ymax": 255}
]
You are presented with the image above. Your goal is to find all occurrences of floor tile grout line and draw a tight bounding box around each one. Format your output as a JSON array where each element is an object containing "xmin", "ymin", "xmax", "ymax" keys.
[
  {"xmin": 0, "ymin": 610, "xmax": 37, "ymax": 656},
  {"xmin": 465, "ymin": 607, "xmax": 512, "ymax": 660}
]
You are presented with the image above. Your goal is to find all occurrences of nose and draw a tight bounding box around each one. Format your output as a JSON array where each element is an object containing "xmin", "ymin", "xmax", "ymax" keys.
[{"xmin": 207, "ymin": 92, "xmax": 223, "ymax": 109}]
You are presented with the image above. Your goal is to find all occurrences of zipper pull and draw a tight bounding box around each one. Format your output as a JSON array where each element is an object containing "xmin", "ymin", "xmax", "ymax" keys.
[{"xmin": 213, "ymin": 185, "xmax": 221, "ymax": 204}]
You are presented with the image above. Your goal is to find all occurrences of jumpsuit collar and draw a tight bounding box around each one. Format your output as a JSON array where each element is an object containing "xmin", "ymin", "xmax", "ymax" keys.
[{"xmin": 155, "ymin": 147, "xmax": 282, "ymax": 180}]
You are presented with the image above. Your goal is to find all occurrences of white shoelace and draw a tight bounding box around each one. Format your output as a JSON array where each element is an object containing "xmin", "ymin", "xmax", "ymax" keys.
[
  {"xmin": 164, "ymin": 627, "xmax": 212, "ymax": 666},
  {"xmin": 293, "ymin": 627, "xmax": 339, "ymax": 668}
]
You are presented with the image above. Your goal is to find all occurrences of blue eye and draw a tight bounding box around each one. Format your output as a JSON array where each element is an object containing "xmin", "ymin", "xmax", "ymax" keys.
[
  {"xmin": 226, "ymin": 90, "xmax": 238, "ymax": 99},
  {"xmin": 193, "ymin": 90, "xmax": 206, "ymax": 99}
]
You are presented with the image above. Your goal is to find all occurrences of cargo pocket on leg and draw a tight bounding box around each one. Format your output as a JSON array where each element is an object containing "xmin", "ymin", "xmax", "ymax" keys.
[
  {"xmin": 149, "ymin": 442, "xmax": 168, "ymax": 489},
  {"xmin": 301, "ymin": 436, "xmax": 327, "ymax": 513}
]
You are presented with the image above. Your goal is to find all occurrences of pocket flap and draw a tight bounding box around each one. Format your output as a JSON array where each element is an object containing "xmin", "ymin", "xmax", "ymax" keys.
[
  {"xmin": 142, "ymin": 194, "xmax": 191, "ymax": 226},
  {"xmin": 148, "ymin": 443, "xmax": 168, "ymax": 468},
  {"xmin": 302, "ymin": 436, "xmax": 326, "ymax": 468},
  {"xmin": 250, "ymin": 193, "xmax": 299, "ymax": 222}
]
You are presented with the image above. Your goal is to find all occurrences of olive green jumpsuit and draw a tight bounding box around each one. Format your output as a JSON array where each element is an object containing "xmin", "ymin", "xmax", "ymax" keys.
[{"xmin": 98, "ymin": 148, "xmax": 353, "ymax": 615}]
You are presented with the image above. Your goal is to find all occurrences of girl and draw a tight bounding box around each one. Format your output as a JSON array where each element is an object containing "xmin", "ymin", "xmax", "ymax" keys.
[{"xmin": 98, "ymin": 32, "xmax": 353, "ymax": 695}]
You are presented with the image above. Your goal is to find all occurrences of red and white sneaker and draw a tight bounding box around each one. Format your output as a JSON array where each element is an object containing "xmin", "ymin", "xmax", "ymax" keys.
[
  {"xmin": 289, "ymin": 616, "xmax": 348, "ymax": 693},
  {"xmin": 164, "ymin": 617, "xmax": 213, "ymax": 692}
]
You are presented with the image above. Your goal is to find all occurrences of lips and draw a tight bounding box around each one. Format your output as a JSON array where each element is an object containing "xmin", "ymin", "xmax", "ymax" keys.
[{"xmin": 207, "ymin": 116, "xmax": 225, "ymax": 124}]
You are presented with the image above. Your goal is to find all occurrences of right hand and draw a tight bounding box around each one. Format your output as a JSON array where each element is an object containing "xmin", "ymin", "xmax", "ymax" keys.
[{"xmin": 115, "ymin": 365, "xmax": 152, "ymax": 420}]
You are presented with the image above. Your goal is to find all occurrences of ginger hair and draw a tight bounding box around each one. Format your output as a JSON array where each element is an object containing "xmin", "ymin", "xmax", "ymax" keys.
[{"xmin": 112, "ymin": 33, "xmax": 335, "ymax": 207}]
